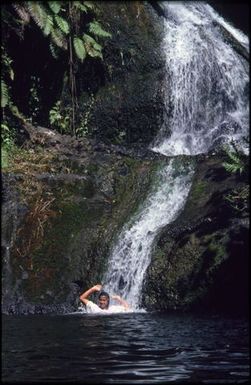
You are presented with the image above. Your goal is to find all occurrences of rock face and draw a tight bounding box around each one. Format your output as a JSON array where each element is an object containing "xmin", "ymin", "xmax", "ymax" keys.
[
  {"xmin": 142, "ymin": 154, "xmax": 249, "ymax": 315},
  {"xmin": 2, "ymin": 136, "xmax": 163, "ymax": 314},
  {"xmin": 72, "ymin": 1, "xmax": 166, "ymax": 146},
  {"xmin": 2, "ymin": 140, "xmax": 248, "ymax": 316}
]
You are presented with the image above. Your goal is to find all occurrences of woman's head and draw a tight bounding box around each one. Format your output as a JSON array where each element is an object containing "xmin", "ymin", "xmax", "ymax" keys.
[{"xmin": 98, "ymin": 291, "xmax": 110, "ymax": 309}]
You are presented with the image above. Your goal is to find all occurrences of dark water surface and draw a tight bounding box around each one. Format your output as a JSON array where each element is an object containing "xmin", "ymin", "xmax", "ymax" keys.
[{"xmin": 2, "ymin": 312, "xmax": 249, "ymax": 383}]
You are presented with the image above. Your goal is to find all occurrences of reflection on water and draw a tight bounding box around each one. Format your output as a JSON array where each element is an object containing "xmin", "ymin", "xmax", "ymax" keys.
[{"xmin": 2, "ymin": 312, "xmax": 249, "ymax": 383}]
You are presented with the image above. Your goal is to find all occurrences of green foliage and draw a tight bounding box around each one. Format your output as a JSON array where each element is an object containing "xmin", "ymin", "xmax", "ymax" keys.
[
  {"xmin": 1, "ymin": 47, "xmax": 14, "ymax": 108},
  {"xmin": 222, "ymin": 143, "xmax": 245, "ymax": 175},
  {"xmin": 75, "ymin": 93, "xmax": 95, "ymax": 137},
  {"xmin": 2, "ymin": 1, "xmax": 112, "ymax": 137},
  {"xmin": 88, "ymin": 21, "xmax": 112, "ymax": 38},
  {"xmin": 43, "ymin": 14, "xmax": 54, "ymax": 36},
  {"xmin": 222, "ymin": 142, "xmax": 249, "ymax": 214},
  {"xmin": 26, "ymin": 2, "xmax": 48, "ymax": 30},
  {"xmin": 55, "ymin": 15, "xmax": 69, "ymax": 35},
  {"xmin": 83, "ymin": 33, "xmax": 103, "ymax": 59},
  {"xmin": 1, "ymin": 122, "xmax": 16, "ymax": 169},
  {"xmin": 49, "ymin": 101, "xmax": 70, "ymax": 134},
  {"xmin": 73, "ymin": 37, "xmax": 86, "ymax": 62},
  {"xmin": 29, "ymin": 76, "xmax": 41, "ymax": 123},
  {"xmin": 224, "ymin": 186, "xmax": 249, "ymax": 213},
  {"xmin": 10, "ymin": 1, "xmax": 111, "ymax": 62},
  {"xmin": 48, "ymin": 1, "xmax": 62, "ymax": 14},
  {"xmin": 1, "ymin": 80, "xmax": 9, "ymax": 108}
]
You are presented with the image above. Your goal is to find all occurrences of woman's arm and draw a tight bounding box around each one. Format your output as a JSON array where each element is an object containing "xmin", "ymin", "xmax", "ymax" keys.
[
  {"xmin": 80, "ymin": 284, "xmax": 102, "ymax": 305},
  {"xmin": 111, "ymin": 295, "xmax": 130, "ymax": 309}
]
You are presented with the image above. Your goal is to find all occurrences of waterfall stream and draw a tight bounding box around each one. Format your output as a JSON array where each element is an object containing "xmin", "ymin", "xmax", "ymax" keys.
[
  {"xmin": 103, "ymin": 2, "xmax": 249, "ymax": 310},
  {"xmin": 151, "ymin": 2, "xmax": 249, "ymax": 156},
  {"xmin": 103, "ymin": 160, "xmax": 194, "ymax": 309}
]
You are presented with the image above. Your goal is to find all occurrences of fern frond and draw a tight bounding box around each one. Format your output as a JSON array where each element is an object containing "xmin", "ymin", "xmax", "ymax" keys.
[
  {"xmin": 1, "ymin": 80, "xmax": 9, "ymax": 108},
  {"xmin": 83, "ymin": 1, "xmax": 95, "ymax": 10},
  {"xmin": 48, "ymin": 1, "xmax": 62, "ymax": 14},
  {"xmin": 12, "ymin": 3, "xmax": 30, "ymax": 24},
  {"xmin": 88, "ymin": 21, "xmax": 111, "ymax": 38},
  {"xmin": 226, "ymin": 151, "xmax": 240, "ymax": 164},
  {"xmin": 73, "ymin": 37, "xmax": 86, "ymax": 62},
  {"xmin": 83, "ymin": 33, "xmax": 96, "ymax": 44},
  {"xmin": 73, "ymin": 1, "xmax": 87, "ymax": 12},
  {"xmin": 54, "ymin": 15, "xmax": 70, "ymax": 35},
  {"xmin": 51, "ymin": 28, "xmax": 68, "ymax": 49},
  {"xmin": 83, "ymin": 33, "xmax": 103, "ymax": 59},
  {"xmin": 26, "ymin": 2, "xmax": 48, "ymax": 30},
  {"xmin": 43, "ymin": 15, "xmax": 54, "ymax": 36},
  {"xmin": 222, "ymin": 162, "xmax": 239, "ymax": 174},
  {"xmin": 49, "ymin": 42, "xmax": 59, "ymax": 59}
]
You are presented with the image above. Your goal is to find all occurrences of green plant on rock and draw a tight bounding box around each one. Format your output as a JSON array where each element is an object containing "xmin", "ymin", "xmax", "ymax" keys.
[
  {"xmin": 1, "ymin": 122, "xmax": 16, "ymax": 169},
  {"xmin": 222, "ymin": 142, "xmax": 249, "ymax": 213},
  {"xmin": 222, "ymin": 142, "xmax": 246, "ymax": 175},
  {"xmin": 76, "ymin": 93, "xmax": 95, "ymax": 137},
  {"xmin": 224, "ymin": 186, "xmax": 249, "ymax": 213},
  {"xmin": 29, "ymin": 75, "xmax": 41, "ymax": 124},
  {"xmin": 49, "ymin": 101, "xmax": 70, "ymax": 134}
]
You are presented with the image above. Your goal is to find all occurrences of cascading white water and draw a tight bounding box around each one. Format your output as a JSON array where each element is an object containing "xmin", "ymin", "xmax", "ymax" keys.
[
  {"xmin": 151, "ymin": 2, "xmax": 249, "ymax": 156},
  {"xmin": 103, "ymin": 159, "xmax": 194, "ymax": 309},
  {"xmin": 102, "ymin": 2, "xmax": 249, "ymax": 311}
]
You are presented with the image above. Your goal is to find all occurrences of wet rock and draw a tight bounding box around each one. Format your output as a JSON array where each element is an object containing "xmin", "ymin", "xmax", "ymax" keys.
[{"xmin": 142, "ymin": 154, "xmax": 249, "ymax": 315}]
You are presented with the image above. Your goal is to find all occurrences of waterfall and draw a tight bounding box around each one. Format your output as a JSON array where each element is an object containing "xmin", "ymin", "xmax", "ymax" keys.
[
  {"xmin": 102, "ymin": 2, "xmax": 249, "ymax": 310},
  {"xmin": 103, "ymin": 159, "xmax": 194, "ymax": 309},
  {"xmin": 151, "ymin": 2, "xmax": 249, "ymax": 156}
]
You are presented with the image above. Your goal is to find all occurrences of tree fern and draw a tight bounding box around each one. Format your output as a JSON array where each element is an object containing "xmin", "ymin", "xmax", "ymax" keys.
[
  {"xmin": 73, "ymin": 37, "xmax": 86, "ymax": 62},
  {"xmin": 88, "ymin": 21, "xmax": 111, "ymax": 38},
  {"xmin": 48, "ymin": 1, "xmax": 62, "ymax": 14},
  {"xmin": 55, "ymin": 15, "xmax": 70, "ymax": 35}
]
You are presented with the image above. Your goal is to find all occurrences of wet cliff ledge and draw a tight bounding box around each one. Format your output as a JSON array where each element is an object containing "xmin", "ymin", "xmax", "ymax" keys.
[
  {"xmin": 142, "ymin": 153, "xmax": 249, "ymax": 316},
  {"xmin": 2, "ymin": 131, "xmax": 165, "ymax": 315}
]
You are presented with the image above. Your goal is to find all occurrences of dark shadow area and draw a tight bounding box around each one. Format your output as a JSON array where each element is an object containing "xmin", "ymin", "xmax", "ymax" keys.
[{"xmin": 209, "ymin": 2, "xmax": 250, "ymax": 35}]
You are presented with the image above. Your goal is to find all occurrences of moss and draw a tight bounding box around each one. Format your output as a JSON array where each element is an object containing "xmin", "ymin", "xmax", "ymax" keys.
[{"xmin": 190, "ymin": 180, "xmax": 209, "ymax": 202}]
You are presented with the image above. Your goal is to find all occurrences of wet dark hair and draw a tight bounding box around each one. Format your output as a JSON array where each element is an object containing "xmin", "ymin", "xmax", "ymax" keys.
[{"xmin": 98, "ymin": 291, "xmax": 110, "ymax": 301}]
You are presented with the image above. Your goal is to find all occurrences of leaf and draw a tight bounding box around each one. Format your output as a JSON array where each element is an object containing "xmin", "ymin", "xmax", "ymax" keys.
[
  {"xmin": 48, "ymin": 1, "xmax": 62, "ymax": 14},
  {"xmin": 10, "ymin": 69, "xmax": 14, "ymax": 81},
  {"xmin": 43, "ymin": 15, "xmax": 54, "ymax": 36},
  {"xmin": 55, "ymin": 15, "xmax": 69, "ymax": 35},
  {"xmin": 88, "ymin": 21, "xmax": 111, "ymax": 38},
  {"xmin": 49, "ymin": 42, "xmax": 59, "ymax": 58},
  {"xmin": 51, "ymin": 28, "xmax": 67, "ymax": 49},
  {"xmin": 227, "ymin": 151, "xmax": 240, "ymax": 164},
  {"xmin": 26, "ymin": 2, "xmax": 47, "ymax": 30},
  {"xmin": 83, "ymin": 1, "xmax": 95, "ymax": 10},
  {"xmin": 12, "ymin": 3, "xmax": 30, "ymax": 24},
  {"xmin": 222, "ymin": 162, "xmax": 238, "ymax": 173},
  {"xmin": 73, "ymin": 37, "xmax": 86, "ymax": 62},
  {"xmin": 83, "ymin": 33, "xmax": 103, "ymax": 59},
  {"xmin": 73, "ymin": 1, "xmax": 87, "ymax": 12},
  {"xmin": 1, "ymin": 80, "xmax": 9, "ymax": 108}
]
